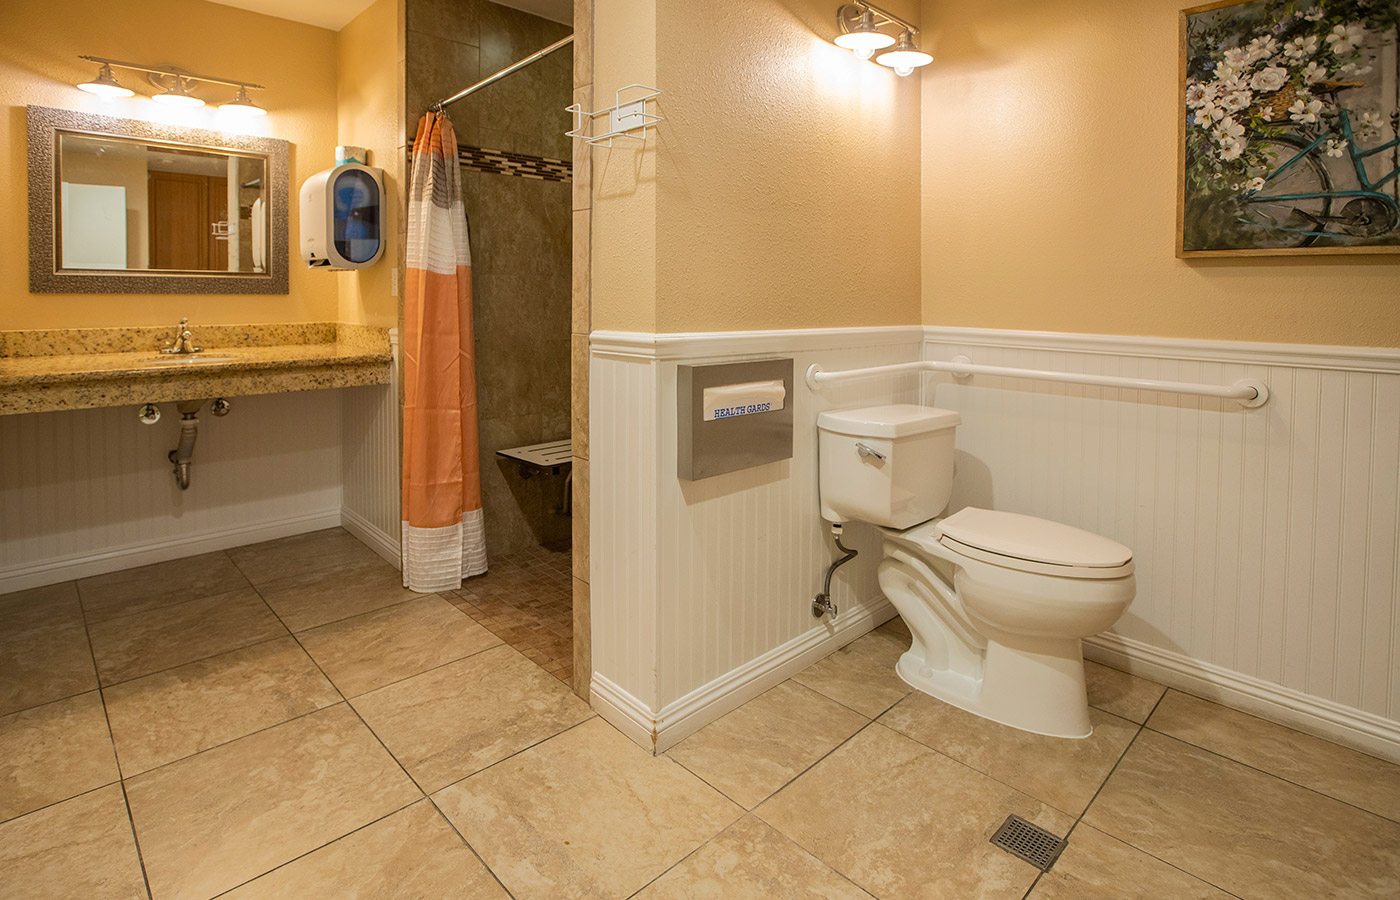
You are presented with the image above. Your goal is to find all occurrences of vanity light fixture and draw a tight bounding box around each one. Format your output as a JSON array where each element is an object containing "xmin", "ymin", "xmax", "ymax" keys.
[
  {"xmin": 76, "ymin": 63, "xmax": 135, "ymax": 99},
  {"xmin": 832, "ymin": 7, "xmax": 896, "ymax": 59},
  {"xmin": 875, "ymin": 30, "xmax": 934, "ymax": 77},
  {"xmin": 152, "ymin": 76, "xmax": 205, "ymax": 108},
  {"xmin": 833, "ymin": 2, "xmax": 932, "ymax": 75},
  {"xmin": 75, "ymin": 56, "xmax": 266, "ymax": 113},
  {"xmin": 220, "ymin": 86, "xmax": 267, "ymax": 117}
]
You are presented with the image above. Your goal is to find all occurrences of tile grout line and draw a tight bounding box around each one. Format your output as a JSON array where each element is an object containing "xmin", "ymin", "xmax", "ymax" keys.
[
  {"xmin": 425, "ymin": 795, "xmax": 521, "ymax": 900},
  {"xmin": 428, "ymin": 713, "xmax": 599, "ymax": 797},
  {"xmin": 1139, "ymin": 720, "xmax": 1400, "ymax": 827},
  {"xmin": 93, "ymin": 631, "xmax": 292, "ymax": 693},
  {"xmin": 204, "ymin": 802, "xmax": 428, "ymax": 899},
  {"xmin": 80, "ymin": 578, "xmax": 255, "ymax": 629},
  {"xmin": 278, "ymin": 586, "xmax": 435, "ymax": 635},
  {"xmin": 662, "ymin": 679, "xmax": 877, "ymax": 810},
  {"xmin": 636, "ymin": 716, "xmax": 885, "ymax": 900},
  {"xmin": 1021, "ymin": 690, "xmax": 1170, "ymax": 897},
  {"xmin": 251, "ymin": 583, "xmax": 421, "ymax": 796},
  {"xmin": 75, "ymin": 588, "xmax": 157, "ymax": 900},
  {"xmin": 1023, "ymin": 692, "xmax": 1250, "ymax": 900},
  {"xmin": 0, "ymin": 685, "xmax": 97, "ymax": 720}
]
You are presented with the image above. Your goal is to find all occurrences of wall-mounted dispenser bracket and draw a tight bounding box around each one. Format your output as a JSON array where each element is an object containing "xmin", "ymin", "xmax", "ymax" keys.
[{"xmin": 566, "ymin": 85, "xmax": 663, "ymax": 147}]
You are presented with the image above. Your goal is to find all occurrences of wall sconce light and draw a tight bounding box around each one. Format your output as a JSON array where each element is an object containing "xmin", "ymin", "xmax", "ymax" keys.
[
  {"xmin": 75, "ymin": 56, "xmax": 266, "ymax": 114},
  {"xmin": 152, "ymin": 76, "xmax": 205, "ymax": 108},
  {"xmin": 833, "ymin": 2, "xmax": 932, "ymax": 75},
  {"xmin": 76, "ymin": 63, "xmax": 135, "ymax": 99}
]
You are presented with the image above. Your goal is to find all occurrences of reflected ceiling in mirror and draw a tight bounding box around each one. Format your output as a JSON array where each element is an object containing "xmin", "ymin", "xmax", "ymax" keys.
[{"xmin": 28, "ymin": 105, "xmax": 289, "ymax": 294}]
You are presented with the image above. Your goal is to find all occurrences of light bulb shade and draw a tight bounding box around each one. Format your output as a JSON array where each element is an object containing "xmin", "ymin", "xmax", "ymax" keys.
[
  {"xmin": 77, "ymin": 64, "xmax": 134, "ymax": 98},
  {"xmin": 153, "ymin": 77, "xmax": 205, "ymax": 107},
  {"xmin": 875, "ymin": 31, "xmax": 933, "ymax": 71},
  {"xmin": 834, "ymin": 7, "xmax": 896, "ymax": 52},
  {"xmin": 220, "ymin": 86, "xmax": 266, "ymax": 116}
]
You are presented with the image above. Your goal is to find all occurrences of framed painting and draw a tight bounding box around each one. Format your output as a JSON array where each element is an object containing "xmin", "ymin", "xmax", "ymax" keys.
[{"xmin": 1178, "ymin": 0, "xmax": 1400, "ymax": 256}]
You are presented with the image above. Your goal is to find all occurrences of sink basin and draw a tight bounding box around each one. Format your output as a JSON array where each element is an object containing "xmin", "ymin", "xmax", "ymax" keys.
[{"xmin": 147, "ymin": 355, "xmax": 241, "ymax": 364}]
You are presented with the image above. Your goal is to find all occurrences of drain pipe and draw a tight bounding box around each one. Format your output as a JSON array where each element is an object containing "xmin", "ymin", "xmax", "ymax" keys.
[
  {"xmin": 812, "ymin": 523, "xmax": 858, "ymax": 619},
  {"xmin": 142, "ymin": 399, "xmax": 231, "ymax": 490}
]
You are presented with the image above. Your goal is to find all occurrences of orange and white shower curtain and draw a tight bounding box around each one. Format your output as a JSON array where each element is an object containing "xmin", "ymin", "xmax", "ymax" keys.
[{"xmin": 402, "ymin": 112, "xmax": 487, "ymax": 591}]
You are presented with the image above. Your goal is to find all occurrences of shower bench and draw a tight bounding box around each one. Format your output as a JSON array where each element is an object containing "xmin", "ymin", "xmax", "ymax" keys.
[{"xmin": 496, "ymin": 439, "xmax": 573, "ymax": 515}]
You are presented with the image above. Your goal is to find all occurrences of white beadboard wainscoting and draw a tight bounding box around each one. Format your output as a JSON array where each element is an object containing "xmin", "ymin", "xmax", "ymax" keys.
[
  {"xmin": 1, "ymin": 332, "xmax": 402, "ymax": 594},
  {"xmin": 589, "ymin": 323, "xmax": 1400, "ymax": 762},
  {"xmin": 0, "ymin": 391, "xmax": 343, "ymax": 593},
  {"xmin": 340, "ymin": 330, "xmax": 402, "ymax": 567},
  {"xmin": 922, "ymin": 327, "xmax": 1400, "ymax": 762},
  {"xmin": 589, "ymin": 327, "xmax": 922, "ymax": 752}
]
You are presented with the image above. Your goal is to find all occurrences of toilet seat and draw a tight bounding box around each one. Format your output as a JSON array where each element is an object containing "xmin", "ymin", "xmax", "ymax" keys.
[{"xmin": 898, "ymin": 508, "xmax": 1134, "ymax": 580}]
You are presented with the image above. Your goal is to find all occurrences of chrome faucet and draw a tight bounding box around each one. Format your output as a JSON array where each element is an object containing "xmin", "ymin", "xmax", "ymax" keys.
[{"xmin": 161, "ymin": 318, "xmax": 202, "ymax": 355}]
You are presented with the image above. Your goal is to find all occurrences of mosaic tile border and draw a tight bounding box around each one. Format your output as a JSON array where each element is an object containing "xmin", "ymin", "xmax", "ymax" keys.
[{"xmin": 457, "ymin": 146, "xmax": 571, "ymax": 182}]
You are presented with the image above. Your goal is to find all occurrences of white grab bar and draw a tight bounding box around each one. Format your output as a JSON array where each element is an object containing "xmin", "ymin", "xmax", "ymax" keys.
[{"xmin": 805, "ymin": 355, "xmax": 1269, "ymax": 408}]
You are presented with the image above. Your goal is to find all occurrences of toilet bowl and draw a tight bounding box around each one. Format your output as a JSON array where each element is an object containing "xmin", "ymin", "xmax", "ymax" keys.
[{"xmin": 817, "ymin": 405, "xmax": 1136, "ymax": 738}]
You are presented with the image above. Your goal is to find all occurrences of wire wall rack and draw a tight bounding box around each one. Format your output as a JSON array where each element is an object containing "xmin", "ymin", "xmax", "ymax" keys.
[{"xmin": 566, "ymin": 84, "xmax": 663, "ymax": 147}]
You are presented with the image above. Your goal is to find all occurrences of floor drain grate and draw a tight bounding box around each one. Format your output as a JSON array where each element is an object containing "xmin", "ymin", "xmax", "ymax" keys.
[{"xmin": 989, "ymin": 815, "xmax": 1068, "ymax": 872}]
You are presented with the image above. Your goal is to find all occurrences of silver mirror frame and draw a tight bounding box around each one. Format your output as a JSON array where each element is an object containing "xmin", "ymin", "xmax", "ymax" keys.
[{"xmin": 27, "ymin": 104, "xmax": 289, "ymax": 294}]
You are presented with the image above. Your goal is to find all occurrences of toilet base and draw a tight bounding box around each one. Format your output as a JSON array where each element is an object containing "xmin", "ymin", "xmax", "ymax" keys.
[{"xmin": 894, "ymin": 635, "xmax": 1093, "ymax": 739}]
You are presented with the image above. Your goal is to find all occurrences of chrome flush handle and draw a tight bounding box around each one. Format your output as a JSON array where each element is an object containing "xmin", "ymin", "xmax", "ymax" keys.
[{"xmin": 855, "ymin": 442, "xmax": 885, "ymax": 461}]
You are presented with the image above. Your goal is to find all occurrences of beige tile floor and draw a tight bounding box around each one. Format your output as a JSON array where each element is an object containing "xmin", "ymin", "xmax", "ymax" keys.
[{"xmin": 2, "ymin": 530, "xmax": 1399, "ymax": 900}]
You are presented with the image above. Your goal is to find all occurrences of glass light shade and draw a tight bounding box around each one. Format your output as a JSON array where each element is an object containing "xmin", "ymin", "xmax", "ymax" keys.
[
  {"xmin": 153, "ymin": 78, "xmax": 205, "ymax": 107},
  {"xmin": 220, "ymin": 86, "xmax": 266, "ymax": 116},
  {"xmin": 875, "ymin": 31, "xmax": 933, "ymax": 73},
  {"xmin": 834, "ymin": 10, "xmax": 895, "ymax": 52},
  {"xmin": 77, "ymin": 64, "xmax": 134, "ymax": 99}
]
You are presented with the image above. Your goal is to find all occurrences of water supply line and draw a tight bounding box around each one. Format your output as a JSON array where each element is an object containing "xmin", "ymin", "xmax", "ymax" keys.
[{"xmin": 812, "ymin": 523, "xmax": 859, "ymax": 619}]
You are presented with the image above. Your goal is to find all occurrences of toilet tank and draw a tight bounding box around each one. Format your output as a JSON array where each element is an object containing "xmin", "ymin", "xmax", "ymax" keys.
[{"xmin": 817, "ymin": 404, "xmax": 961, "ymax": 528}]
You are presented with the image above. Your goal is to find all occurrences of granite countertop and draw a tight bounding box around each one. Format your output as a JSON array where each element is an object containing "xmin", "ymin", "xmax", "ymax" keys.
[{"xmin": 0, "ymin": 323, "xmax": 393, "ymax": 416}]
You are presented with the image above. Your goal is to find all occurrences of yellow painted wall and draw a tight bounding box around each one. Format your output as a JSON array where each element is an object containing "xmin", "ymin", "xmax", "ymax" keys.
[
  {"xmin": 919, "ymin": 0, "xmax": 1400, "ymax": 348},
  {"xmin": 591, "ymin": 0, "xmax": 658, "ymax": 333},
  {"xmin": 335, "ymin": 0, "xmax": 403, "ymax": 328},
  {"xmin": 591, "ymin": 0, "xmax": 923, "ymax": 333},
  {"xmin": 0, "ymin": 0, "xmax": 339, "ymax": 330}
]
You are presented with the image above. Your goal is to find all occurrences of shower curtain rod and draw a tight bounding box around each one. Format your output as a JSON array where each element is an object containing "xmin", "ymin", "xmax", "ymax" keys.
[{"xmin": 432, "ymin": 33, "xmax": 575, "ymax": 112}]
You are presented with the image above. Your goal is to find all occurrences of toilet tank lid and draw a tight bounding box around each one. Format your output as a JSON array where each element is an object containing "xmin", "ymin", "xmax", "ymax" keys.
[
  {"xmin": 817, "ymin": 404, "xmax": 961, "ymax": 439},
  {"xmin": 935, "ymin": 508, "xmax": 1132, "ymax": 568}
]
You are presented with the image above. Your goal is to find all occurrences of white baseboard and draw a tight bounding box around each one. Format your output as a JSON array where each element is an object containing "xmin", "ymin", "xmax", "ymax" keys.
[
  {"xmin": 590, "ymin": 674, "xmax": 661, "ymax": 751},
  {"xmin": 340, "ymin": 507, "xmax": 401, "ymax": 570},
  {"xmin": 0, "ymin": 508, "xmax": 344, "ymax": 595},
  {"xmin": 1085, "ymin": 633, "xmax": 1400, "ymax": 764},
  {"xmin": 592, "ymin": 597, "xmax": 896, "ymax": 754}
]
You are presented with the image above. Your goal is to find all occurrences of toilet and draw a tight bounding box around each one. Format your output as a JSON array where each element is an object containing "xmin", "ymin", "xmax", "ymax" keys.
[{"xmin": 817, "ymin": 404, "xmax": 1136, "ymax": 738}]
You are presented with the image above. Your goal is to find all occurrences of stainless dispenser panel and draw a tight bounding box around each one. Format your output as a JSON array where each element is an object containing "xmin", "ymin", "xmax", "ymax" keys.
[{"xmin": 678, "ymin": 358, "xmax": 793, "ymax": 481}]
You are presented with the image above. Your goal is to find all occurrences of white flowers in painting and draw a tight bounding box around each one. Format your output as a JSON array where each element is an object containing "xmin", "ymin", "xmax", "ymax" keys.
[
  {"xmin": 1185, "ymin": 80, "xmax": 1216, "ymax": 108},
  {"xmin": 1186, "ymin": 6, "xmax": 1389, "ymax": 176},
  {"xmin": 1222, "ymin": 46, "xmax": 1254, "ymax": 68},
  {"xmin": 1214, "ymin": 118, "xmax": 1247, "ymax": 161},
  {"xmin": 1246, "ymin": 35, "xmax": 1279, "ymax": 62},
  {"xmin": 1250, "ymin": 65, "xmax": 1290, "ymax": 92},
  {"xmin": 1289, "ymin": 96, "xmax": 1324, "ymax": 124},
  {"xmin": 1300, "ymin": 60, "xmax": 1328, "ymax": 84},
  {"xmin": 1284, "ymin": 35, "xmax": 1320, "ymax": 60},
  {"xmin": 1222, "ymin": 89, "xmax": 1254, "ymax": 112},
  {"xmin": 1326, "ymin": 22, "xmax": 1367, "ymax": 55}
]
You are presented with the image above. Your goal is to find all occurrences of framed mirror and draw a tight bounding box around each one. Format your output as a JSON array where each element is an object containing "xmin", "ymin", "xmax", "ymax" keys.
[{"xmin": 27, "ymin": 105, "xmax": 289, "ymax": 293}]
